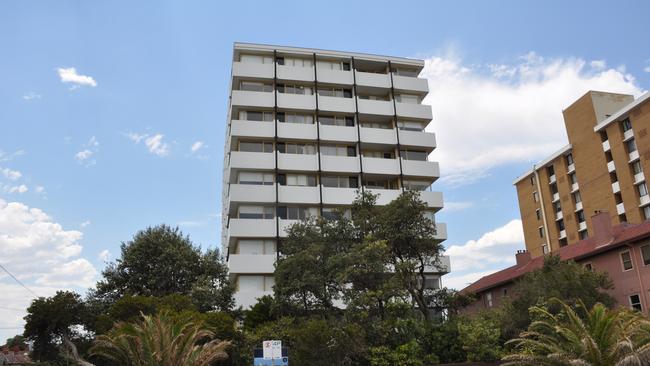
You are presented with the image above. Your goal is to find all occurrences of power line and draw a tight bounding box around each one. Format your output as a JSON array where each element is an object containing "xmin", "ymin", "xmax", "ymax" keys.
[{"xmin": 0, "ymin": 262, "xmax": 38, "ymax": 297}]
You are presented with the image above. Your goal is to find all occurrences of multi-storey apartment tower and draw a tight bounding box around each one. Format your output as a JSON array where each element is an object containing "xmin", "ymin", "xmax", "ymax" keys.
[
  {"xmin": 221, "ymin": 43, "xmax": 448, "ymax": 307},
  {"xmin": 514, "ymin": 91, "xmax": 650, "ymax": 258}
]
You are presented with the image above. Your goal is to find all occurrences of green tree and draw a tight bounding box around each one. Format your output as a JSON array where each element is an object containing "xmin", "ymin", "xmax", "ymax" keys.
[
  {"xmin": 504, "ymin": 299, "xmax": 650, "ymax": 365},
  {"xmin": 369, "ymin": 340, "xmax": 435, "ymax": 366},
  {"xmin": 243, "ymin": 295, "xmax": 277, "ymax": 330},
  {"xmin": 23, "ymin": 291, "xmax": 91, "ymax": 363},
  {"xmin": 90, "ymin": 225, "xmax": 233, "ymax": 311},
  {"xmin": 4, "ymin": 334, "xmax": 27, "ymax": 350},
  {"xmin": 457, "ymin": 312, "xmax": 502, "ymax": 362},
  {"xmin": 90, "ymin": 311, "xmax": 230, "ymax": 366},
  {"xmin": 502, "ymin": 255, "xmax": 615, "ymax": 339}
]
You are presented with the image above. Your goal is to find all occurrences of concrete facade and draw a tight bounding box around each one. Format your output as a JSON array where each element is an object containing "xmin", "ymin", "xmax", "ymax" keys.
[
  {"xmin": 222, "ymin": 43, "xmax": 448, "ymax": 308},
  {"xmin": 514, "ymin": 91, "xmax": 650, "ymax": 258}
]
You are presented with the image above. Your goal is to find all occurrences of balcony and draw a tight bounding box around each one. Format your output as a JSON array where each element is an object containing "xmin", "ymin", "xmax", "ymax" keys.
[
  {"xmin": 616, "ymin": 202, "xmax": 625, "ymax": 215},
  {"xmin": 549, "ymin": 174, "xmax": 557, "ymax": 184},
  {"xmin": 357, "ymin": 99, "xmax": 394, "ymax": 116},
  {"xmin": 552, "ymin": 192, "xmax": 560, "ymax": 202},
  {"xmin": 322, "ymin": 187, "xmax": 358, "ymax": 205},
  {"xmin": 234, "ymin": 290, "xmax": 273, "ymax": 309},
  {"xmin": 607, "ymin": 160, "xmax": 616, "ymax": 172},
  {"xmin": 230, "ymin": 151, "xmax": 275, "ymax": 170},
  {"xmin": 426, "ymin": 255, "xmax": 451, "ymax": 274},
  {"xmin": 318, "ymin": 95, "xmax": 356, "ymax": 113},
  {"xmin": 395, "ymin": 102, "xmax": 433, "ymax": 120},
  {"xmin": 355, "ymin": 71, "xmax": 391, "ymax": 88},
  {"xmin": 277, "ymin": 93, "xmax": 316, "ymax": 110},
  {"xmin": 419, "ymin": 191, "xmax": 444, "ymax": 211},
  {"xmin": 571, "ymin": 182, "xmax": 579, "ymax": 192},
  {"xmin": 555, "ymin": 211, "xmax": 563, "ymax": 221},
  {"xmin": 229, "ymin": 184, "xmax": 275, "ymax": 204},
  {"xmin": 277, "ymin": 123, "xmax": 317, "ymax": 140},
  {"xmin": 277, "ymin": 153, "xmax": 318, "ymax": 171},
  {"xmin": 228, "ymin": 254, "xmax": 275, "ymax": 274},
  {"xmin": 359, "ymin": 127, "xmax": 397, "ymax": 145},
  {"xmin": 276, "ymin": 64, "xmax": 314, "ymax": 82},
  {"xmin": 392, "ymin": 74, "xmax": 428, "ymax": 93},
  {"xmin": 578, "ymin": 221, "xmax": 587, "ymax": 232},
  {"xmin": 278, "ymin": 185, "xmax": 320, "ymax": 204},
  {"xmin": 399, "ymin": 130, "xmax": 436, "ymax": 149},
  {"xmin": 366, "ymin": 188, "xmax": 401, "ymax": 205},
  {"xmin": 362, "ymin": 157, "xmax": 400, "ymax": 175},
  {"xmin": 641, "ymin": 195, "xmax": 650, "ymax": 207},
  {"xmin": 612, "ymin": 181, "xmax": 621, "ymax": 194},
  {"xmin": 602, "ymin": 140, "xmax": 611, "ymax": 152},
  {"xmin": 634, "ymin": 172, "xmax": 645, "ymax": 185},
  {"xmin": 317, "ymin": 69, "xmax": 353, "ymax": 85},
  {"xmin": 319, "ymin": 124, "xmax": 358, "ymax": 142},
  {"xmin": 567, "ymin": 163, "xmax": 575, "ymax": 173},
  {"xmin": 230, "ymin": 120, "xmax": 274, "ymax": 139},
  {"xmin": 623, "ymin": 129, "xmax": 634, "ymax": 141},
  {"xmin": 559, "ymin": 230, "xmax": 567, "ymax": 239},
  {"xmin": 629, "ymin": 150, "xmax": 640, "ymax": 162},
  {"xmin": 433, "ymin": 222, "xmax": 447, "ymax": 241},
  {"xmin": 575, "ymin": 201, "xmax": 583, "ymax": 211},
  {"xmin": 232, "ymin": 61, "xmax": 273, "ymax": 79},
  {"xmin": 279, "ymin": 219, "xmax": 301, "ymax": 237},
  {"xmin": 320, "ymin": 155, "xmax": 360, "ymax": 173},
  {"xmin": 229, "ymin": 218, "xmax": 276, "ymax": 238},
  {"xmin": 231, "ymin": 90, "xmax": 274, "ymax": 108},
  {"xmin": 402, "ymin": 159, "xmax": 440, "ymax": 179}
]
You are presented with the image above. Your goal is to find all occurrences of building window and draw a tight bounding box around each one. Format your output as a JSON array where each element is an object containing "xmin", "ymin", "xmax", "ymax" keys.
[
  {"xmin": 395, "ymin": 94, "xmax": 420, "ymax": 104},
  {"xmin": 530, "ymin": 176, "xmax": 535, "ymax": 186},
  {"xmin": 277, "ymin": 57, "xmax": 313, "ymax": 68},
  {"xmin": 276, "ymin": 142, "xmax": 317, "ymax": 155},
  {"xmin": 485, "ymin": 292, "xmax": 493, "ymax": 307},
  {"xmin": 239, "ymin": 110, "xmax": 274, "ymax": 122},
  {"xmin": 321, "ymin": 145, "xmax": 356, "ymax": 157},
  {"xmin": 318, "ymin": 87, "xmax": 352, "ymax": 98},
  {"xmin": 397, "ymin": 120, "xmax": 425, "ymax": 132},
  {"xmin": 277, "ymin": 206, "xmax": 318, "ymax": 220},
  {"xmin": 632, "ymin": 161, "xmax": 643, "ymax": 175},
  {"xmin": 553, "ymin": 201, "xmax": 562, "ymax": 213},
  {"xmin": 503, "ymin": 288, "xmax": 508, "ymax": 296},
  {"xmin": 573, "ymin": 191, "xmax": 582, "ymax": 204},
  {"xmin": 644, "ymin": 206, "xmax": 650, "ymax": 220},
  {"xmin": 238, "ymin": 205, "xmax": 275, "ymax": 219},
  {"xmin": 276, "ymin": 83, "xmax": 313, "ymax": 95},
  {"xmin": 400, "ymin": 149, "xmax": 428, "ymax": 161},
  {"xmin": 542, "ymin": 244, "xmax": 549, "ymax": 254},
  {"xmin": 321, "ymin": 175, "xmax": 358, "ymax": 188},
  {"xmin": 626, "ymin": 138, "xmax": 637, "ymax": 153},
  {"xmin": 316, "ymin": 59, "xmax": 350, "ymax": 71},
  {"xmin": 238, "ymin": 172, "xmax": 275, "ymax": 185},
  {"xmin": 240, "ymin": 81, "xmax": 273, "ymax": 92},
  {"xmin": 236, "ymin": 239, "xmax": 276, "ymax": 255},
  {"xmin": 320, "ymin": 115, "xmax": 354, "ymax": 126},
  {"xmin": 538, "ymin": 226, "xmax": 544, "ymax": 238},
  {"xmin": 622, "ymin": 118, "xmax": 632, "ymax": 132},
  {"xmin": 277, "ymin": 112, "xmax": 314, "ymax": 124},
  {"xmin": 533, "ymin": 191, "xmax": 539, "ymax": 202},
  {"xmin": 403, "ymin": 180, "xmax": 432, "ymax": 191},
  {"xmin": 584, "ymin": 263, "xmax": 593, "ymax": 271},
  {"xmin": 640, "ymin": 245, "xmax": 650, "ymax": 266},
  {"xmin": 621, "ymin": 251, "xmax": 634, "ymax": 271},
  {"xmin": 638, "ymin": 183, "xmax": 649, "ymax": 198},
  {"xmin": 240, "ymin": 54, "xmax": 273, "ymax": 64},
  {"xmin": 547, "ymin": 165, "xmax": 555, "ymax": 177},
  {"xmin": 576, "ymin": 210, "xmax": 585, "ymax": 223},
  {"xmin": 569, "ymin": 173, "xmax": 577, "ymax": 185},
  {"xmin": 566, "ymin": 153, "xmax": 574, "ymax": 166},
  {"xmin": 277, "ymin": 174, "xmax": 317, "ymax": 187},
  {"xmin": 557, "ymin": 219, "xmax": 565, "ymax": 231},
  {"xmin": 536, "ymin": 209, "xmax": 541, "ymax": 220},
  {"xmin": 630, "ymin": 294, "xmax": 642, "ymax": 311},
  {"xmin": 239, "ymin": 141, "xmax": 274, "ymax": 153},
  {"xmin": 579, "ymin": 230, "xmax": 588, "ymax": 240}
]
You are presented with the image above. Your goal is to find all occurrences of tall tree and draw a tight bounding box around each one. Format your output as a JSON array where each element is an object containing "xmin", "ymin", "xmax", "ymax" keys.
[
  {"xmin": 90, "ymin": 225, "xmax": 233, "ymax": 312},
  {"xmin": 23, "ymin": 291, "xmax": 91, "ymax": 363}
]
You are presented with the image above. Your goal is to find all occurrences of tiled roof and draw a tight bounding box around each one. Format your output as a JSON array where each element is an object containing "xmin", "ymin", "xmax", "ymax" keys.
[{"xmin": 460, "ymin": 220, "xmax": 650, "ymax": 294}]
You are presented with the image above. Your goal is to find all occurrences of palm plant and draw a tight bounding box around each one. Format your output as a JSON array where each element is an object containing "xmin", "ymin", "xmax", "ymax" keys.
[
  {"xmin": 503, "ymin": 298, "xmax": 650, "ymax": 366},
  {"xmin": 90, "ymin": 311, "xmax": 230, "ymax": 366}
]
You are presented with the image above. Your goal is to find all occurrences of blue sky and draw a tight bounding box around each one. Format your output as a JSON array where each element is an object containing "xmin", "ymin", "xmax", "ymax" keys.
[{"xmin": 1, "ymin": 0, "xmax": 649, "ymax": 339}]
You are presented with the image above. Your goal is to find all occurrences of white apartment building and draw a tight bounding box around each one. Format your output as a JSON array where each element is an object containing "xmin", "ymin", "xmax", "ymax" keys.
[{"xmin": 222, "ymin": 43, "xmax": 449, "ymax": 308}]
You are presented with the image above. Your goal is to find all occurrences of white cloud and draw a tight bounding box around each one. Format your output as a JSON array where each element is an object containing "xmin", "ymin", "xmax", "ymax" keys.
[
  {"xmin": 35, "ymin": 186, "xmax": 46, "ymax": 195},
  {"xmin": 80, "ymin": 220, "xmax": 91, "ymax": 228},
  {"xmin": 22, "ymin": 92, "xmax": 42, "ymax": 101},
  {"xmin": 98, "ymin": 249, "xmax": 111, "ymax": 261},
  {"xmin": 445, "ymin": 219, "xmax": 524, "ymax": 273},
  {"xmin": 590, "ymin": 60, "xmax": 606, "ymax": 70},
  {"xmin": 0, "ymin": 150, "xmax": 25, "ymax": 163},
  {"xmin": 421, "ymin": 52, "xmax": 643, "ymax": 185},
  {"xmin": 443, "ymin": 201, "xmax": 474, "ymax": 212},
  {"xmin": 190, "ymin": 141, "xmax": 205, "ymax": 153},
  {"xmin": 124, "ymin": 132, "xmax": 170, "ymax": 157},
  {"xmin": 57, "ymin": 67, "xmax": 97, "ymax": 87},
  {"xmin": 145, "ymin": 134, "xmax": 170, "ymax": 156},
  {"xmin": 644, "ymin": 66, "xmax": 650, "ymax": 73},
  {"xmin": 178, "ymin": 220, "xmax": 204, "ymax": 227},
  {"xmin": 0, "ymin": 199, "xmax": 97, "ymax": 288},
  {"xmin": 75, "ymin": 136, "xmax": 99, "ymax": 166},
  {"xmin": 4, "ymin": 184, "xmax": 28, "ymax": 194},
  {"xmin": 1, "ymin": 167, "xmax": 22, "ymax": 181}
]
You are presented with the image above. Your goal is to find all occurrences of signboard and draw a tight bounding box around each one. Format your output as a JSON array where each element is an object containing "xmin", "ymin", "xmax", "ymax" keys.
[{"xmin": 262, "ymin": 340, "xmax": 282, "ymax": 360}]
